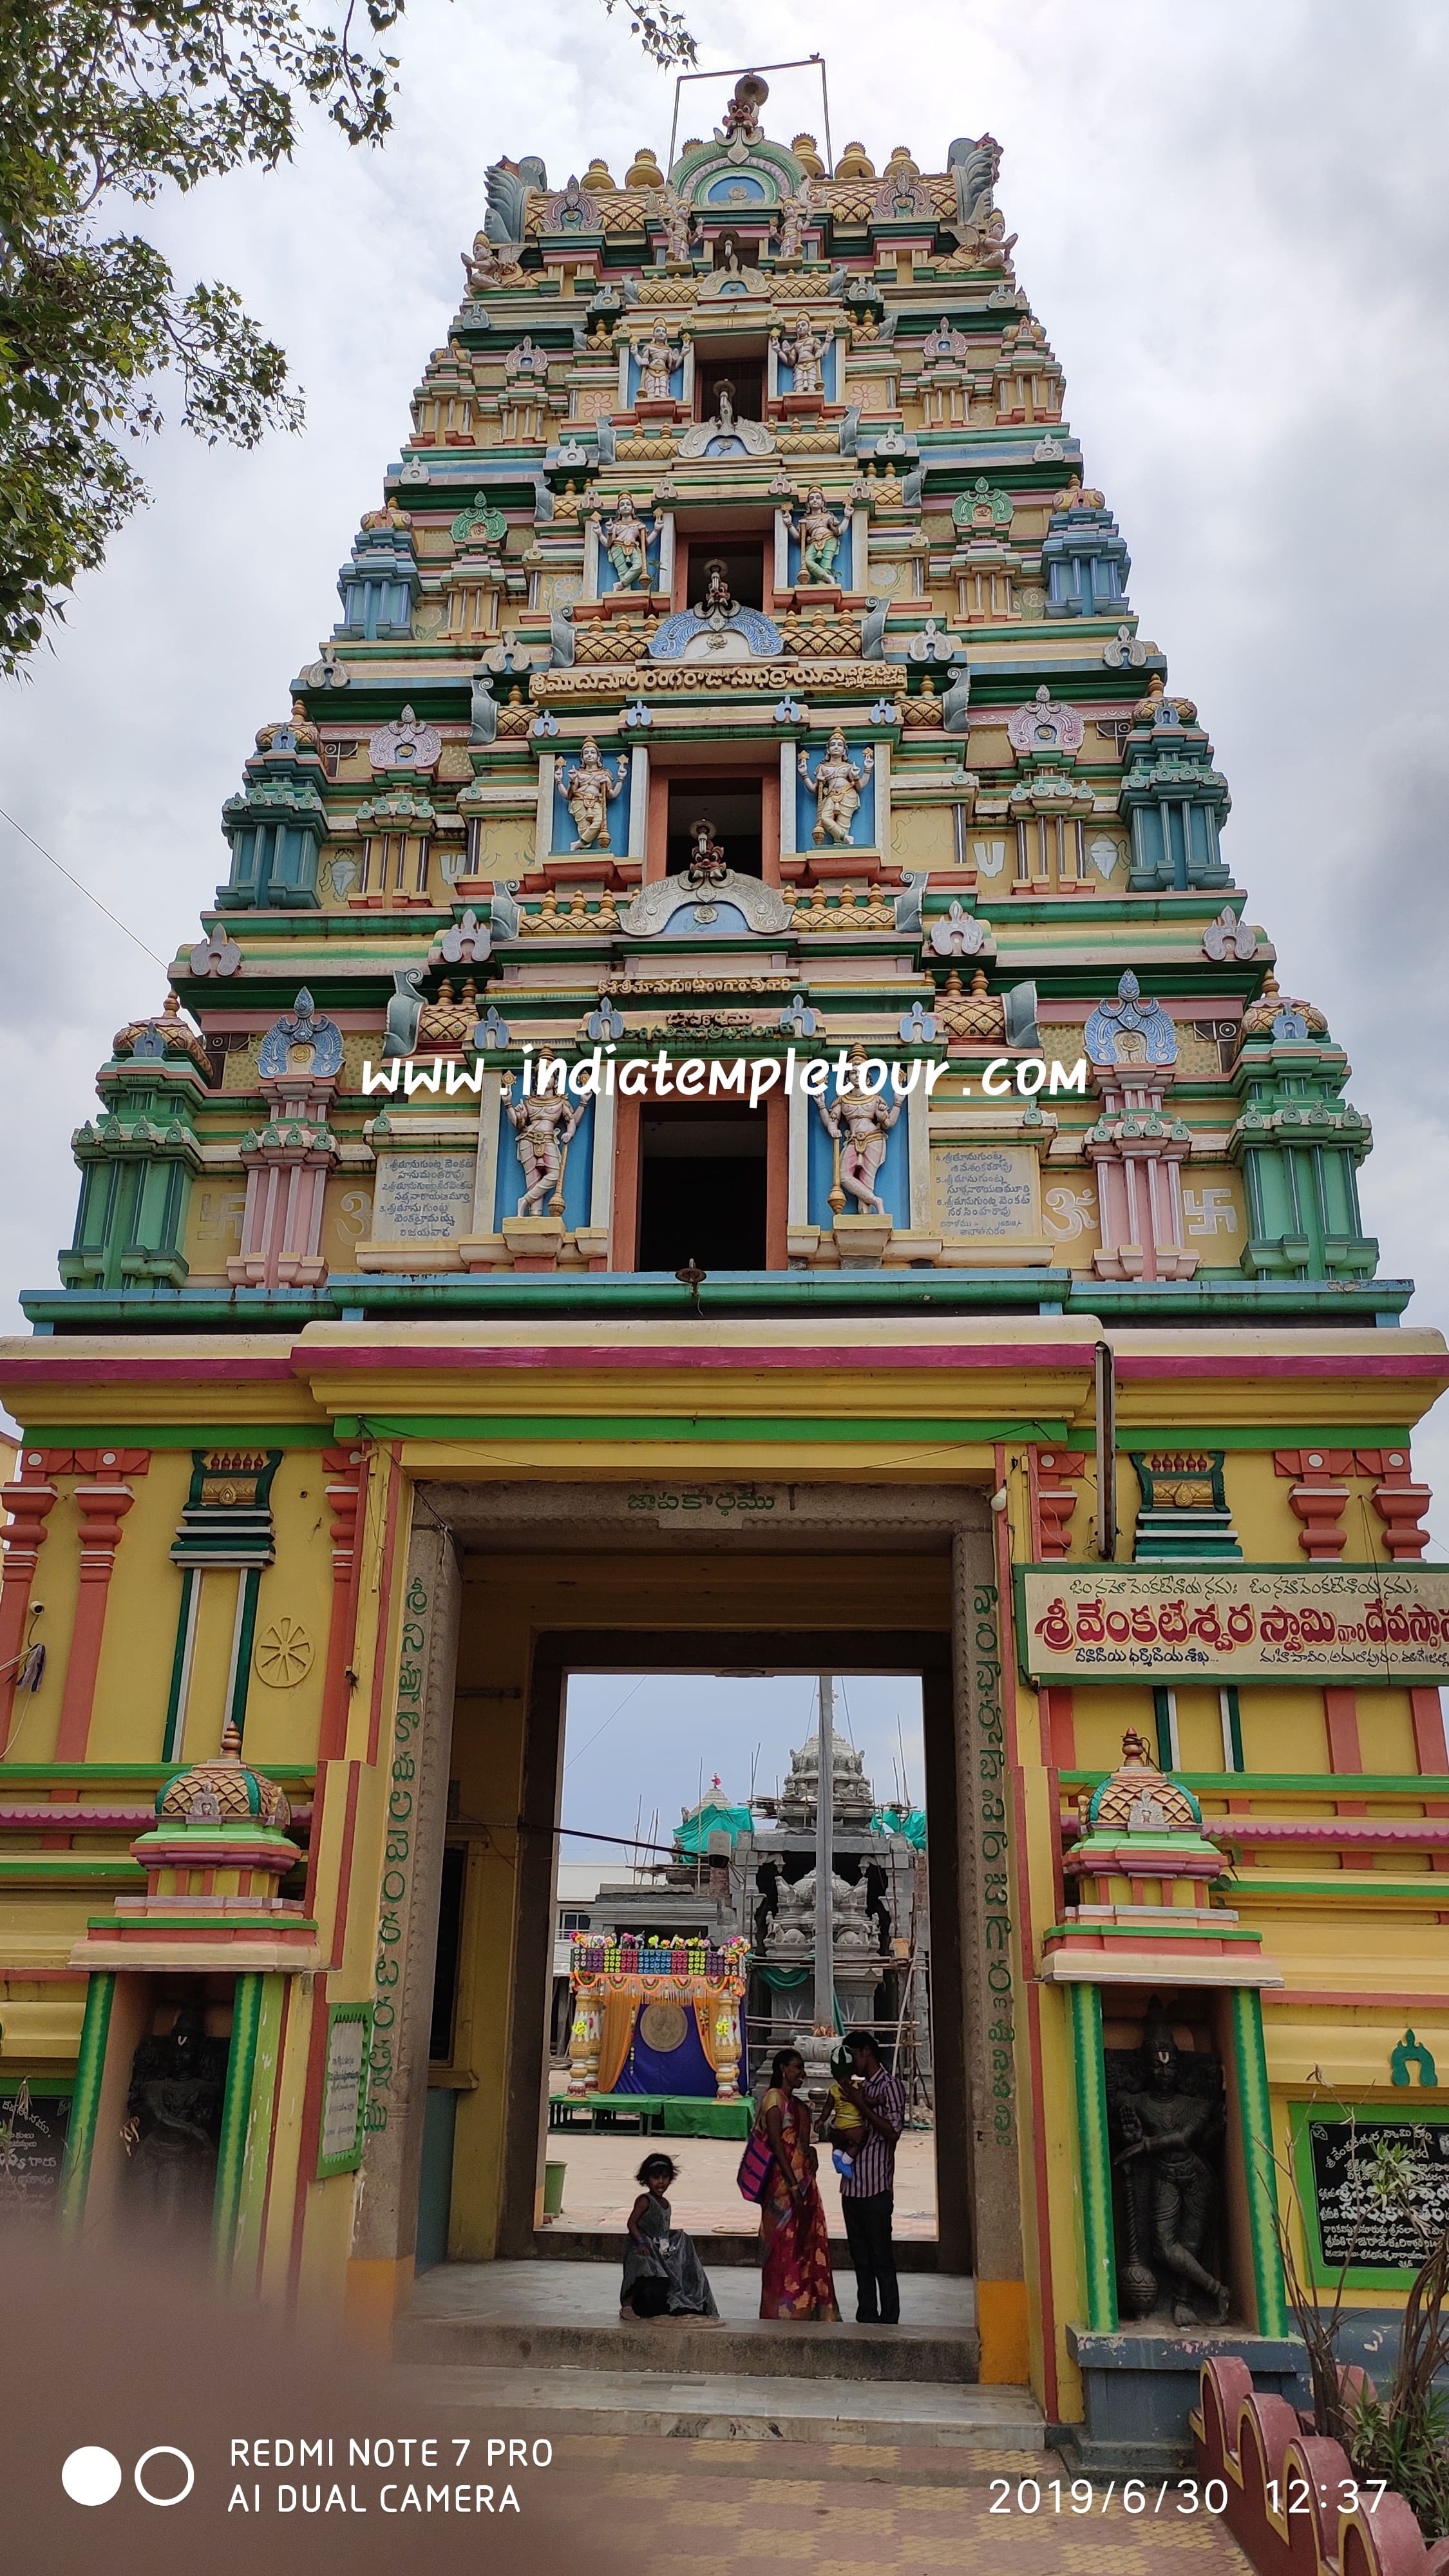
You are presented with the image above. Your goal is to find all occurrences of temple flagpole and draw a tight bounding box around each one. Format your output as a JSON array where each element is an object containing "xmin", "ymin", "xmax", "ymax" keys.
[{"xmin": 814, "ymin": 1673, "xmax": 835, "ymax": 2037}]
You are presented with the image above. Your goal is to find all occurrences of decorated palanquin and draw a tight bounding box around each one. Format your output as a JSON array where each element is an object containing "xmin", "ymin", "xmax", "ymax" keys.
[
  {"xmin": 1, "ymin": 70, "xmax": 1447, "ymax": 2476},
  {"xmin": 565, "ymin": 1934, "xmax": 747, "ymax": 2100}
]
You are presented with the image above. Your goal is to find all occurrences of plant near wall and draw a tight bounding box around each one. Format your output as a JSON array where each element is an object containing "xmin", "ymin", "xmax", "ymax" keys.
[
  {"xmin": 1346, "ymin": 2199, "xmax": 1449, "ymax": 2539},
  {"xmin": 0, "ymin": 0, "xmax": 696, "ymax": 677},
  {"xmin": 1265, "ymin": 2078, "xmax": 1449, "ymax": 2537}
]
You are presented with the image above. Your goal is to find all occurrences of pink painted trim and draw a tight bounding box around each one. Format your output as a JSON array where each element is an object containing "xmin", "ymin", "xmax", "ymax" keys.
[
  {"xmin": 0, "ymin": 1803, "xmax": 313, "ymax": 1828},
  {"xmin": 297, "ymin": 1340, "xmax": 1094, "ymax": 1376},
  {"xmin": 1, "ymin": 1354, "xmax": 295, "ymax": 1384},
  {"xmin": 1061, "ymin": 1810, "xmax": 1449, "ymax": 1850}
]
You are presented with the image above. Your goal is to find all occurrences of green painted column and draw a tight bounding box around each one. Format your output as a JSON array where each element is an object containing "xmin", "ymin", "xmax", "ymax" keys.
[
  {"xmin": 229, "ymin": 1567, "xmax": 262, "ymax": 1742},
  {"xmin": 1066, "ymin": 1980, "xmax": 1117, "ymax": 2331},
  {"xmin": 229, "ymin": 1975, "xmax": 286, "ymax": 2288},
  {"xmin": 1229, "ymin": 1984, "xmax": 1289, "ymax": 2336},
  {"xmin": 212, "ymin": 1973, "xmax": 265, "ymax": 2275},
  {"xmin": 57, "ymin": 1971, "xmax": 115, "ymax": 2239}
]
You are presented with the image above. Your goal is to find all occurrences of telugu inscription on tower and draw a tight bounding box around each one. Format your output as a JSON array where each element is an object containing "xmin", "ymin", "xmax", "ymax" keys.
[
  {"xmin": 931, "ymin": 1145, "xmax": 1039, "ymax": 1241},
  {"xmin": 371, "ymin": 1153, "xmax": 475, "ymax": 1243}
]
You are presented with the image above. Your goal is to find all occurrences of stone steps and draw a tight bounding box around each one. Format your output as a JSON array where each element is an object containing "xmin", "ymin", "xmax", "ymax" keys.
[
  {"xmin": 392, "ymin": 2362, "xmax": 1046, "ymax": 2450},
  {"xmin": 393, "ymin": 2309, "xmax": 980, "ymax": 2384},
  {"xmin": 553, "ymin": 2430, "xmax": 1049, "ymax": 2485}
]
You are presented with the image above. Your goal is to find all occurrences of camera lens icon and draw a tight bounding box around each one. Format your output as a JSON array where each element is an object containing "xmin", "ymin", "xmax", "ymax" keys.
[
  {"xmin": 62, "ymin": 2445, "xmax": 194, "ymax": 2507},
  {"xmin": 61, "ymin": 2448, "xmax": 122, "ymax": 2508}
]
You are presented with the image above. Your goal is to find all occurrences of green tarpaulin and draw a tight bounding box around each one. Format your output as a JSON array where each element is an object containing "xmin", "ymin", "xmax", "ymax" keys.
[
  {"xmin": 674, "ymin": 1798, "xmax": 753, "ymax": 1855},
  {"xmin": 873, "ymin": 1804, "xmax": 927, "ymax": 1850}
]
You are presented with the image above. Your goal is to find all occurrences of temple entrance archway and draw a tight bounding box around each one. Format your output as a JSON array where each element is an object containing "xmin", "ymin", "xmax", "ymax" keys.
[{"xmin": 399, "ymin": 1481, "xmax": 1014, "ymax": 2300}]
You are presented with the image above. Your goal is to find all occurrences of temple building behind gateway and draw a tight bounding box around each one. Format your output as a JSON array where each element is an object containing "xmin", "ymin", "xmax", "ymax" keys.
[{"xmin": 2, "ymin": 74, "xmax": 1448, "ymax": 2469}]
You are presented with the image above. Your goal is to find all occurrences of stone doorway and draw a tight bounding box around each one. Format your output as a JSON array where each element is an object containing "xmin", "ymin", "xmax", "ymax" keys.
[{"xmin": 380, "ymin": 1481, "xmax": 1014, "ymax": 2298}]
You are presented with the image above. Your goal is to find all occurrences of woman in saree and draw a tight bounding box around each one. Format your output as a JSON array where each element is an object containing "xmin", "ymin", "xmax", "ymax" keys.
[{"xmin": 756, "ymin": 2048, "xmax": 840, "ymax": 2320}]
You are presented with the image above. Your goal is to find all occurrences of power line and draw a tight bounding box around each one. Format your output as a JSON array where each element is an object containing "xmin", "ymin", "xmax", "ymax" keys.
[
  {"xmin": 0, "ymin": 803, "xmax": 169, "ymax": 971},
  {"xmin": 562, "ymin": 1675, "xmax": 647, "ymax": 1770}
]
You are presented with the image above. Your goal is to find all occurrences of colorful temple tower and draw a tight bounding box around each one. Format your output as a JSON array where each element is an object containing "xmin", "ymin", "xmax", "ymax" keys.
[{"xmin": 3, "ymin": 79, "xmax": 1448, "ymax": 2467}]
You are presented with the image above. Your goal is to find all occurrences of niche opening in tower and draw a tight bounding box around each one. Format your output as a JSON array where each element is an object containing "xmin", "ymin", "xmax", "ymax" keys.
[
  {"xmin": 710, "ymin": 229, "xmax": 761, "ymax": 274},
  {"xmin": 695, "ymin": 355, "xmax": 764, "ymax": 422},
  {"xmin": 685, "ymin": 538, "xmax": 764, "ymax": 612},
  {"xmin": 637, "ymin": 1105, "xmax": 767, "ymax": 1273},
  {"xmin": 665, "ymin": 776, "xmax": 762, "ymax": 878}
]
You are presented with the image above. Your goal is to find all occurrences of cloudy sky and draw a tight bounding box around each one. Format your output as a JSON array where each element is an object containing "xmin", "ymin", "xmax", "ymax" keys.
[
  {"xmin": 2, "ymin": 0, "xmax": 1446, "ymax": 1558},
  {"xmin": 560, "ymin": 1672, "xmax": 925, "ymax": 1862}
]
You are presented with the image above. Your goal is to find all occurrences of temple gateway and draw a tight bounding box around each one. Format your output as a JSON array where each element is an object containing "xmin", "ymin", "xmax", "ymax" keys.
[{"xmin": 2, "ymin": 74, "xmax": 1447, "ymax": 2472}]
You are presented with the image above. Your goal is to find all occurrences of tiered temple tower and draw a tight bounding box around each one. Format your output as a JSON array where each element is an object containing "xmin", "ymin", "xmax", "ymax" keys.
[{"xmin": 3, "ymin": 80, "xmax": 1447, "ymax": 2468}]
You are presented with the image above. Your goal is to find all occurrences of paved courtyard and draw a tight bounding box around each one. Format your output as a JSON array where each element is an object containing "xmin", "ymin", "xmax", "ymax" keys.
[
  {"xmin": 540, "ymin": 2126, "xmax": 939, "ymax": 2237},
  {"xmin": 547, "ymin": 2439, "xmax": 1253, "ymax": 2573}
]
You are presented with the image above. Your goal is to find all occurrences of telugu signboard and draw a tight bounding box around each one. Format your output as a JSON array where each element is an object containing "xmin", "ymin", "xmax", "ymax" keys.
[
  {"xmin": 1016, "ymin": 1564, "xmax": 1449, "ymax": 1685},
  {"xmin": 316, "ymin": 2004, "xmax": 372, "ymax": 2180},
  {"xmin": 0, "ymin": 2087, "xmax": 71, "ymax": 2225},
  {"xmin": 1295, "ymin": 2107, "xmax": 1449, "ymax": 2287}
]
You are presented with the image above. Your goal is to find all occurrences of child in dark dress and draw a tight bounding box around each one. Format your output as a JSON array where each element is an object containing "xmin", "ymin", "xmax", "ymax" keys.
[{"xmin": 620, "ymin": 2154, "xmax": 719, "ymax": 2319}]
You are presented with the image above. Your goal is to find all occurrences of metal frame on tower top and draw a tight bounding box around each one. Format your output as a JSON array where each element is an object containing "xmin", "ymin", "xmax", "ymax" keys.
[{"xmin": 667, "ymin": 55, "xmax": 832, "ymax": 185}]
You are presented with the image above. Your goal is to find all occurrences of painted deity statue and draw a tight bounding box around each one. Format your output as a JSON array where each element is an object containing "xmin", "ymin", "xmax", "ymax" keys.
[
  {"xmin": 562, "ymin": 734, "xmax": 625, "ymax": 849},
  {"xmin": 787, "ymin": 486, "xmax": 843, "ymax": 586},
  {"xmin": 649, "ymin": 186, "xmax": 695, "ymax": 265},
  {"xmin": 1110, "ymin": 2017, "xmax": 1231, "ymax": 2327},
  {"xmin": 505, "ymin": 1067, "xmax": 583, "ymax": 1218},
  {"xmin": 463, "ymin": 232, "xmax": 526, "ymax": 292},
  {"xmin": 800, "ymin": 727, "xmax": 873, "ymax": 846},
  {"xmin": 685, "ymin": 817, "xmax": 728, "ymax": 889},
  {"xmin": 636, "ymin": 319, "xmax": 684, "ymax": 403},
  {"xmin": 599, "ymin": 493, "xmax": 654, "ymax": 593},
  {"xmin": 779, "ymin": 314, "xmax": 826, "ymax": 397},
  {"xmin": 773, "ymin": 185, "xmax": 815, "ymax": 263},
  {"xmin": 818, "ymin": 1058, "xmax": 901, "ymax": 1217},
  {"xmin": 694, "ymin": 558, "xmax": 735, "ymax": 618}
]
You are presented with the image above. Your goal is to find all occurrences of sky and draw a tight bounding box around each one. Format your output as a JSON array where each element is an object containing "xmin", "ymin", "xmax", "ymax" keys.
[
  {"xmin": 559, "ymin": 1671, "xmax": 925, "ymax": 1862},
  {"xmin": 1, "ymin": 0, "xmax": 1447, "ymax": 1545}
]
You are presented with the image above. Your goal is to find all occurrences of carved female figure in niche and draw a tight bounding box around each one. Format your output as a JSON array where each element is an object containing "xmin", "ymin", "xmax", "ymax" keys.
[
  {"xmin": 599, "ymin": 494, "xmax": 654, "ymax": 592},
  {"xmin": 506, "ymin": 1066, "xmax": 584, "ymax": 1217},
  {"xmin": 562, "ymin": 734, "xmax": 626, "ymax": 849},
  {"xmin": 818, "ymin": 1059, "xmax": 901, "ymax": 1217},
  {"xmin": 786, "ymin": 486, "xmax": 843, "ymax": 587},
  {"xmin": 636, "ymin": 319, "xmax": 684, "ymax": 403},
  {"xmin": 778, "ymin": 314, "xmax": 826, "ymax": 396},
  {"xmin": 800, "ymin": 727, "xmax": 873, "ymax": 846}
]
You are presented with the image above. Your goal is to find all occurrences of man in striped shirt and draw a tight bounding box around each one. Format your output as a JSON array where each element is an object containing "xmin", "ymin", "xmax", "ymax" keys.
[{"xmin": 836, "ymin": 2030, "xmax": 905, "ymax": 2325}]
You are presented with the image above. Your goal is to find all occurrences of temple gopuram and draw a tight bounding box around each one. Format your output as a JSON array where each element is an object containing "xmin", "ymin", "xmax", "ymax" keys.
[{"xmin": 3, "ymin": 75, "xmax": 1448, "ymax": 2471}]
